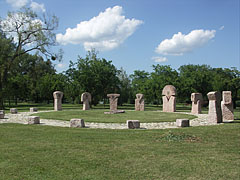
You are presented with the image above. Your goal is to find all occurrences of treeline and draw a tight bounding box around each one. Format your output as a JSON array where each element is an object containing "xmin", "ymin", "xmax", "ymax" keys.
[{"xmin": 1, "ymin": 33, "xmax": 240, "ymax": 109}]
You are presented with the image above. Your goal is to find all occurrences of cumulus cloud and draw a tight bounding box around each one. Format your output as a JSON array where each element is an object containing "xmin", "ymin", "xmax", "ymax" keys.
[
  {"xmin": 30, "ymin": 1, "xmax": 45, "ymax": 12},
  {"xmin": 6, "ymin": 0, "xmax": 46, "ymax": 13},
  {"xmin": 6, "ymin": 0, "xmax": 28, "ymax": 8},
  {"xmin": 56, "ymin": 6, "xmax": 143, "ymax": 51},
  {"xmin": 155, "ymin": 29, "xmax": 216, "ymax": 56},
  {"xmin": 152, "ymin": 56, "xmax": 168, "ymax": 63}
]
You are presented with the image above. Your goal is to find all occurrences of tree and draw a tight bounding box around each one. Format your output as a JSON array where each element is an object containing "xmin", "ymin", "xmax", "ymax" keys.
[
  {"xmin": 66, "ymin": 50, "xmax": 119, "ymax": 106},
  {"xmin": 178, "ymin": 64, "xmax": 213, "ymax": 103},
  {"xmin": 0, "ymin": 8, "xmax": 60, "ymax": 108},
  {"xmin": 117, "ymin": 68, "xmax": 133, "ymax": 105},
  {"xmin": 149, "ymin": 65, "xmax": 179, "ymax": 104},
  {"xmin": 211, "ymin": 67, "xmax": 240, "ymax": 108}
]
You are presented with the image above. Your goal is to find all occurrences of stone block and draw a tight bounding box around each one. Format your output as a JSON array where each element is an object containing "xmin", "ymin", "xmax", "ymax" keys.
[
  {"xmin": 127, "ymin": 120, "xmax": 140, "ymax": 129},
  {"xmin": 70, "ymin": 119, "xmax": 85, "ymax": 128},
  {"xmin": 191, "ymin": 93, "xmax": 203, "ymax": 114},
  {"xmin": 81, "ymin": 92, "xmax": 91, "ymax": 110},
  {"xmin": 30, "ymin": 107, "xmax": 38, "ymax": 112},
  {"xmin": 107, "ymin": 93, "xmax": 120, "ymax": 111},
  {"xmin": 135, "ymin": 93, "xmax": 144, "ymax": 111},
  {"xmin": 28, "ymin": 116, "xmax": 40, "ymax": 124},
  {"xmin": 191, "ymin": 93, "xmax": 203, "ymax": 103},
  {"xmin": 207, "ymin": 91, "xmax": 222, "ymax": 124},
  {"xmin": 162, "ymin": 85, "xmax": 176, "ymax": 112},
  {"xmin": 221, "ymin": 91, "xmax": 234, "ymax": 121},
  {"xmin": 0, "ymin": 110, "xmax": 4, "ymax": 114},
  {"xmin": 162, "ymin": 96, "xmax": 176, "ymax": 112},
  {"xmin": 222, "ymin": 91, "xmax": 232, "ymax": 105},
  {"xmin": 176, "ymin": 119, "xmax": 190, "ymax": 127},
  {"xmin": 53, "ymin": 91, "xmax": 63, "ymax": 111},
  {"xmin": 0, "ymin": 112, "xmax": 4, "ymax": 119},
  {"xmin": 10, "ymin": 108, "xmax": 18, "ymax": 114}
]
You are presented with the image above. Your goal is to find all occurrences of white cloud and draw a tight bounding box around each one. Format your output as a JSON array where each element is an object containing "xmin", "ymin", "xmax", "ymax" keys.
[
  {"xmin": 219, "ymin": 26, "xmax": 224, "ymax": 30},
  {"xmin": 6, "ymin": 0, "xmax": 46, "ymax": 13},
  {"xmin": 6, "ymin": 0, "xmax": 28, "ymax": 8},
  {"xmin": 56, "ymin": 6, "xmax": 143, "ymax": 51},
  {"xmin": 30, "ymin": 1, "xmax": 46, "ymax": 13},
  {"xmin": 155, "ymin": 29, "xmax": 216, "ymax": 56},
  {"xmin": 152, "ymin": 56, "xmax": 168, "ymax": 63}
]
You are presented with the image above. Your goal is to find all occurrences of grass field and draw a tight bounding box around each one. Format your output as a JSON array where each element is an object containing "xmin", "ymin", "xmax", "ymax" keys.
[
  {"xmin": 0, "ymin": 122, "xmax": 239, "ymax": 180},
  {"xmin": 34, "ymin": 110, "xmax": 197, "ymax": 123}
]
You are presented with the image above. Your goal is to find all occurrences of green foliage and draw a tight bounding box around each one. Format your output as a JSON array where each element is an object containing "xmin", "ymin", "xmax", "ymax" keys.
[
  {"xmin": 178, "ymin": 64, "xmax": 213, "ymax": 102},
  {"xmin": 65, "ymin": 49, "xmax": 119, "ymax": 105},
  {"xmin": 0, "ymin": 8, "xmax": 60, "ymax": 108}
]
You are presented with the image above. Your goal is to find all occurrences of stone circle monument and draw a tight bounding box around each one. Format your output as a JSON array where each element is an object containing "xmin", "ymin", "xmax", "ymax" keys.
[
  {"xmin": 53, "ymin": 91, "xmax": 63, "ymax": 111},
  {"xmin": 162, "ymin": 85, "xmax": 176, "ymax": 112},
  {"xmin": 207, "ymin": 91, "xmax": 222, "ymax": 124},
  {"xmin": 221, "ymin": 91, "xmax": 234, "ymax": 121},
  {"xmin": 135, "ymin": 93, "xmax": 144, "ymax": 111},
  {"xmin": 191, "ymin": 93, "xmax": 203, "ymax": 114},
  {"xmin": 81, "ymin": 92, "xmax": 91, "ymax": 110}
]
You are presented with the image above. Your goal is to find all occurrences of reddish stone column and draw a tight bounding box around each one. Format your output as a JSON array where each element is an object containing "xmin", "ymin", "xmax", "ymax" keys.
[
  {"xmin": 162, "ymin": 85, "xmax": 176, "ymax": 112},
  {"xmin": 135, "ymin": 93, "xmax": 144, "ymax": 111},
  {"xmin": 207, "ymin": 91, "xmax": 222, "ymax": 124},
  {"xmin": 191, "ymin": 93, "xmax": 203, "ymax": 114},
  {"xmin": 81, "ymin": 92, "xmax": 91, "ymax": 110},
  {"xmin": 221, "ymin": 91, "xmax": 234, "ymax": 121}
]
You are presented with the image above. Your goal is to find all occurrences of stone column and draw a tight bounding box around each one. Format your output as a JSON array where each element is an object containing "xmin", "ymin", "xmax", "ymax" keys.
[
  {"xmin": 207, "ymin": 91, "xmax": 222, "ymax": 124},
  {"xmin": 53, "ymin": 91, "xmax": 63, "ymax": 111},
  {"xmin": 221, "ymin": 91, "xmax": 234, "ymax": 121},
  {"xmin": 135, "ymin": 93, "xmax": 144, "ymax": 111},
  {"xmin": 81, "ymin": 92, "xmax": 91, "ymax": 110},
  {"xmin": 107, "ymin": 94, "xmax": 120, "ymax": 111},
  {"xmin": 162, "ymin": 85, "xmax": 176, "ymax": 112},
  {"xmin": 191, "ymin": 93, "xmax": 203, "ymax": 114}
]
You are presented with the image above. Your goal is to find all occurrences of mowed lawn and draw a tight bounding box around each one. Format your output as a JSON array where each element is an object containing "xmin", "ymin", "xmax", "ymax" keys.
[
  {"xmin": 34, "ymin": 110, "xmax": 197, "ymax": 123},
  {"xmin": 0, "ymin": 122, "xmax": 239, "ymax": 180}
]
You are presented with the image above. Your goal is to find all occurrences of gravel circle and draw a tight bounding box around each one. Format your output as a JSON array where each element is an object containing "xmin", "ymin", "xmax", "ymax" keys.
[{"xmin": 0, "ymin": 110, "xmax": 221, "ymax": 129}]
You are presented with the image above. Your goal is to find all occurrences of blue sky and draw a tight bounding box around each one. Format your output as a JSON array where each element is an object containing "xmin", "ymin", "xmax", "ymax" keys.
[{"xmin": 1, "ymin": 0, "xmax": 239, "ymax": 74}]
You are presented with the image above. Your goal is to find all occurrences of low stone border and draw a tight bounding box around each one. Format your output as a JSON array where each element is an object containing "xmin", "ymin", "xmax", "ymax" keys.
[{"xmin": 0, "ymin": 110, "xmax": 218, "ymax": 130}]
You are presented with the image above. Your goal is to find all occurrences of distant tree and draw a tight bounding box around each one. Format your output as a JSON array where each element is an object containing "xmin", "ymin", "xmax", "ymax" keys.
[
  {"xmin": 117, "ymin": 67, "xmax": 133, "ymax": 105},
  {"xmin": 0, "ymin": 8, "xmax": 60, "ymax": 108},
  {"xmin": 211, "ymin": 67, "xmax": 240, "ymax": 108},
  {"xmin": 66, "ymin": 50, "xmax": 119, "ymax": 106},
  {"xmin": 149, "ymin": 65, "xmax": 179, "ymax": 104},
  {"xmin": 178, "ymin": 64, "xmax": 213, "ymax": 103}
]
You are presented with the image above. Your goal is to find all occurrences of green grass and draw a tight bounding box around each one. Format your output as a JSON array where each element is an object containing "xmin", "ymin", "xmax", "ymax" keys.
[
  {"xmin": 34, "ymin": 109, "xmax": 197, "ymax": 123},
  {"xmin": 0, "ymin": 123, "xmax": 239, "ymax": 180}
]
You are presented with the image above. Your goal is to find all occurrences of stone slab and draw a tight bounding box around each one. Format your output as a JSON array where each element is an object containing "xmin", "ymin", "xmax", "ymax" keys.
[
  {"xmin": 30, "ymin": 107, "xmax": 38, "ymax": 112},
  {"xmin": 70, "ymin": 119, "xmax": 85, "ymax": 128},
  {"xmin": 127, "ymin": 120, "xmax": 140, "ymax": 129},
  {"xmin": 0, "ymin": 113, "xmax": 4, "ymax": 119},
  {"xmin": 10, "ymin": 108, "xmax": 18, "ymax": 114},
  {"xmin": 176, "ymin": 119, "xmax": 190, "ymax": 127},
  {"xmin": 28, "ymin": 116, "xmax": 40, "ymax": 124}
]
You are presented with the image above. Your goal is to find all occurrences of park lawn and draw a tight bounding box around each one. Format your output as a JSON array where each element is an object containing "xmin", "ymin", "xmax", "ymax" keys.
[
  {"xmin": 0, "ymin": 122, "xmax": 239, "ymax": 180},
  {"xmin": 34, "ymin": 110, "xmax": 197, "ymax": 123}
]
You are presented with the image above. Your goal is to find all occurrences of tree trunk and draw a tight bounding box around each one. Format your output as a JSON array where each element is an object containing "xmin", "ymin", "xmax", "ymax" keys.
[
  {"xmin": 15, "ymin": 96, "xmax": 18, "ymax": 106},
  {"xmin": 0, "ymin": 76, "xmax": 5, "ymax": 109}
]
